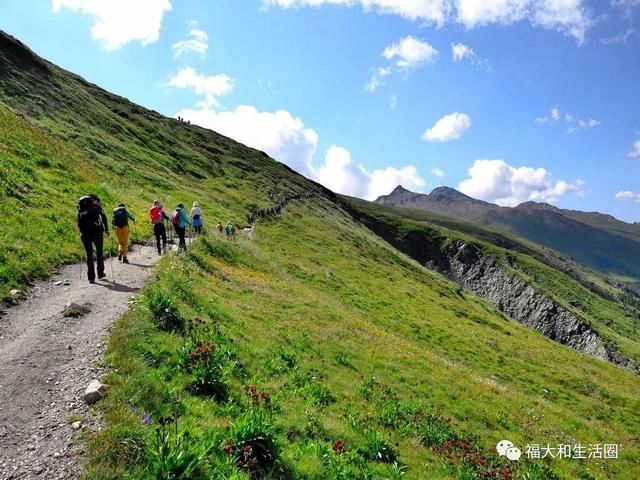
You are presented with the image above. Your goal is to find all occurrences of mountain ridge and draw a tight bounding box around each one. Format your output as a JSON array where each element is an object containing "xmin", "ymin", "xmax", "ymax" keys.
[{"xmin": 376, "ymin": 185, "xmax": 640, "ymax": 284}]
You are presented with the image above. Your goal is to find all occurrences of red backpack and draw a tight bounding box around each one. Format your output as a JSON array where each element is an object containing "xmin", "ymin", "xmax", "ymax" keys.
[
  {"xmin": 149, "ymin": 206, "xmax": 162, "ymax": 223},
  {"xmin": 171, "ymin": 210, "xmax": 181, "ymax": 226}
]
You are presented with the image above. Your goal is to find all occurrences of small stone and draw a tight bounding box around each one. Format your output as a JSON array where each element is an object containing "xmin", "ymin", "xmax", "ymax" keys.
[
  {"xmin": 54, "ymin": 281, "xmax": 63, "ymax": 286},
  {"xmin": 9, "ymin": 289, "xmax": 19, "ymax": 297},
  {"xmin": 71, "ymin": 421, "xmax": 81, "ymax": 430},
  {"xmin": 83, "ymin": 380, "xmax": 106, "ymax": 405},
  {"xmin": 67, "ymin": 345, "xmax": 72, "ymax": 350},
  {"xmin": 63, "ymin": 303, "xmax": 91, "ymax": 318},
  {"xmin": 32, "ymin": 465, "xmax": 44, "ymax": 475}
]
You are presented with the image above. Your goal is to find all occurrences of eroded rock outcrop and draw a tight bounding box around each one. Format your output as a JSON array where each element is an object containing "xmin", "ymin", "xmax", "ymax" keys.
[{"xmin": 433, "ymin": 241, "xmax": 637, "ymax": 373}]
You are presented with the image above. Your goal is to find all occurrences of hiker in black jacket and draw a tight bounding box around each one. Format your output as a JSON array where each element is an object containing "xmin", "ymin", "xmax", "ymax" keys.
[{"xmin": 77, "ymin": 195, "xmax": 109, "ymax": 283}]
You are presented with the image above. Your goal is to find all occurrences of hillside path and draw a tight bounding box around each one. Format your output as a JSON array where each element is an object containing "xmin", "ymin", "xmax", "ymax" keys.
[{"xmin": 0, "ymin": 245, "xmax": 161, "ymax": 480}]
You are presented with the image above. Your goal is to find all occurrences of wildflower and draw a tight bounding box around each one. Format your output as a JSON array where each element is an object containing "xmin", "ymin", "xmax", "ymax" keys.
[
  {"xmin": 223, "ymin": 444, "xmax": 233, "ymax": 454},
  {"xmin": 141, "ymin": 412, "xmax": 152, "ymax": 425},
  {"xmin": 332, "ymin": 439, "xmax": 345, "ymax": 454},
  {"xmin": 245, "ymin": 384, "xmax": 259, "ymax": 404},
  {"xmin": 259, "ymin": 391, "xmax": 271, "ymax": 408}
]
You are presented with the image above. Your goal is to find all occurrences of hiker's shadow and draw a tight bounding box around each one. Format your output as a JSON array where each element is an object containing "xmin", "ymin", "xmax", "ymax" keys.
[
  {"xmin": 99, "ymin": 281, "xmax": 139, "ymax": 293},
  {"xmin": 126, "ymin": 262, "xmax": 152, "ymax": 268}
]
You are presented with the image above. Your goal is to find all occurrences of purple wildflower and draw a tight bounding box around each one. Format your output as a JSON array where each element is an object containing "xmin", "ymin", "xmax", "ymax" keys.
[{"xmin": 141, "ymin": 412, "xmax": 152, "ymax": 425}]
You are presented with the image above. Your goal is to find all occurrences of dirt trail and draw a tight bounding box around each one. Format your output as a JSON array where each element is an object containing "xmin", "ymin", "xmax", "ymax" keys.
[{"xmin": 0, "ymin": 245, "xmax": 162, "ymax": 480}]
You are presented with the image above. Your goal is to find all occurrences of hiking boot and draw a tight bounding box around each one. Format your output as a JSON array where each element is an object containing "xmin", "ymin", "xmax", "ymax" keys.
[
  {"xmin": 123, "ymin": 257, "xmax": 129, "ymax": 264},
  {"xmin": 89, "ymin": 279, "xmax": 96, "ymax": 284},
  {"xmin": 118, "ymin": 254, "xmax": 122, "ymax": 261},
  {"xmin": 98, "ymin": 273, "xmax": 106, "ymax": 280}
]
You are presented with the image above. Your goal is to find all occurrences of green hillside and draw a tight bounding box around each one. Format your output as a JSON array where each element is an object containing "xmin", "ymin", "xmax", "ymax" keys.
[
  {"xmin": 1, "ymin": 32, "xmax": 639, "ymax": 479},
  {"xmin": 344, "ymin": 197, "xmax": 640, "ymax": 368}
]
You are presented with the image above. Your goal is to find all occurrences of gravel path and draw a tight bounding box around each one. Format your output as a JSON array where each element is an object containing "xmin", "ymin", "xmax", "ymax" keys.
[{"xmin": 0, "ymin": 245, "xmax": 162, "ymax": 480}]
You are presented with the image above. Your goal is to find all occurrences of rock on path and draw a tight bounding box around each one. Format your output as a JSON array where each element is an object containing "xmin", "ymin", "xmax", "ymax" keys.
[{"xmin": 0, "ymin": 246, "xmax": 162, "ymax": 480}]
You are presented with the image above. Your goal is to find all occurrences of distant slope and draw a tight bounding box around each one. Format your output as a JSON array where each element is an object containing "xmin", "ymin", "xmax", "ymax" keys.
[
  {"xmin": 376, "ymin": 185, "xmax": 640, "ymax": 284},
  {"xmin": 2, "ymin": 31, "xmax": 640, "ymax": 480},
  {"xmin": 345, "ymin": 196, "xmax": 640, "ymax": 370}
]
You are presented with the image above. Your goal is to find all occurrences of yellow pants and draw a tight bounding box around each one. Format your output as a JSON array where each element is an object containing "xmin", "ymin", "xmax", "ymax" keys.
[{"xmin": 115, "ymin": 225, "xmax": 129, "ymax": 257}]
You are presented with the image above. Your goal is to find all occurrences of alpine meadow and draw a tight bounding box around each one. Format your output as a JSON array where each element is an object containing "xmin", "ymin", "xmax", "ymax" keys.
[{"xmin": 1, "ymin": 11, "xmax": 640, "ymax": 480}]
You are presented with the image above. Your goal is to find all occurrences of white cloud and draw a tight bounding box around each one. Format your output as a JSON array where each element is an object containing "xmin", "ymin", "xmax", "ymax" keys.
[
  {"xmin": 265, "ymin": 0, "xmax": 592, "ymax": 43},
  {"xmin": 431, "ymin": 167, "xmax": 446, "ymax": 177},
  {"xmin": 600, "ymin": 29, "xmax": 639, "ymax": 45},
  {"xmin": 365, "ymin": 36, "xmax": 437, "ymax": 93},
  {"xmin": 615, "ymin": 190, "xmax": 640, "ymax": 202},
  {"xmin": 365, "ymin": 67, "xmax": 391, "ymax": 92},
  {"xmin": 451, "ymin": 42, "xmax": 474, "ymax": 61},
  {"xmin": 52, "ymin": 0, "xmax": 172, "ymax": 51},
  {"xmin": 175, "ymin": 105, "xmax": 319, "ymax": 175},
  {"xmin": 382, "ymin": 36, "xmax": 439, "ymax": 70},
  {"xmin": 456, "ymin": 0, "xmax": 591, "ymax": 44},
  {"xmin": 422, "ymin": 112, "xmax": 471, "ymax": 142},
  {"xmin": 612, "ymin": 0, "xmax": 640, "ymax": 12},
  {"xmin": 168, "ymin": 68, "xmax": 233, "ymax": 108},
  {"xmin": 262, "ymin": 0, "xmax": 450, "ymax": 25},
  {"xmin": 536, "ymin": 105, "xmax": 600, "ymax": 133},
  {"xmin": 458, "ymin": 159, "xmax": 584, "ymax": 206},
  {"xmin": 627, "ymin": 140, "xmax": 640, "ymax": 158},
  {"xmin": 390, "ymin": 93, "xmax": 398, "ymax": 109},
  {"xmin": 176, "ymin": 106, "xmax": 424, "ymax": 200},
  {"xmin": 451, "ymin": 42, "xmax": 493, "ymax": 71},
  {"xmin": 315, "ymin": 146, "xmax": 426, "ymax": 200},
  {"xmin": 567, "ymin": 118, "xmax": 600, "ymax": 134},
  {"xmin": 536, "ymin": 105, "xmax": 560, "ymax": 124},
  {"xmin": 172, "ymin": 27, "xmax": 209, "ymax": 58}
]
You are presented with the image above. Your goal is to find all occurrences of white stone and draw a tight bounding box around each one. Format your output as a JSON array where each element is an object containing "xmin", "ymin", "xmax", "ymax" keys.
[{"xmin": 83, "ymin": 380, "xmax": 106, "ymax": 405}]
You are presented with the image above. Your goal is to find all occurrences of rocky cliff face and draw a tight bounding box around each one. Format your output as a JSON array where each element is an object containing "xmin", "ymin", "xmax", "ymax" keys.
[
  {"xmin": 433, "ymin": 241, "xmax": 637, "ymax": 373},
  {"xmin": 351, "ymin": 213, "xmax": 639, "ymax": 373}
]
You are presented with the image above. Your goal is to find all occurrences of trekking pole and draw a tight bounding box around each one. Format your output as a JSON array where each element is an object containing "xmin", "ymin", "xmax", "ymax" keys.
[
  {"xmin": 189, "ymin": 225, "xmax": 192, "ymax": 247},
  {"xmin": 133, "ymin": 222, "xmax": 141, "ymax": 255},
  {"xmin": 109, "ymin": 235, "xmax": 116, "ymax": 283}
]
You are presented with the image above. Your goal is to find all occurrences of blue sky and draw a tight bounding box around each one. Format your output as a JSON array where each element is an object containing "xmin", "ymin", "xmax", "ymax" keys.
[{"xmin": 2, "ymin": 0, "xmax": 640, "ymax": 220}]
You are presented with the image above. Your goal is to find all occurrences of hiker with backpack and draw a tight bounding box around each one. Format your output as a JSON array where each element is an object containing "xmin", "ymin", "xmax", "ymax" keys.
[
  {"xmin": 149, "ymin": 200, "xmax": 170, "ymax": 255},
  {"xmin": 77, "ymin": 195, "xmax": 109, "ymax": 284},
  {"xmin": 216, "ymin": 221, "xmax": 224, "ymax": 235},
  {"xmin": 112, "ymin": 203, "xmax": 135, "ymax": 264},
  {"xmin": 190, "ymin": 202, "xmax": 204, "ymax": 236},
  {"xmin": 172, "ymin": 203, "xmax": 190, "ymax": 251},
  {"xmin": 224, "ymin": 221, "xmax": 237, "ymax": 241}
]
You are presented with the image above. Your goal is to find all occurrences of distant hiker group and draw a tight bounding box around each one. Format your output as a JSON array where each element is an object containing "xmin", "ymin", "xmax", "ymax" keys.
[{"xmin": 77, "ymin": 195, "xmax": 242, "ymax": 284}]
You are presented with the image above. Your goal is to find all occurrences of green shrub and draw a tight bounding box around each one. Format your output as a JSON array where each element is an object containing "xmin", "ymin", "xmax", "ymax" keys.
[
  {"xmin": 302, "ymin": 382, "xmax": 335, "ymax": 407},
  {"xmin": 359, "ymin": 429, "xmax": 397, "ymax": 463},
  {"xmin": 147, "ymin": 418, "xmax": 208, "ymax": 480},
  {"xmin": 146, "ymin": 289, "xmax": 185, "ymax": 333},
  {"xmin": 416, "ymin": 413, "xmax": 455, "ymax": 447},
  {"xmin": 225, "ymin": 410, "xmax": 280, "ymax": 476},
  {"xmin": 179, "ymin": 340, "xmax": 229, "ymax": 401}
]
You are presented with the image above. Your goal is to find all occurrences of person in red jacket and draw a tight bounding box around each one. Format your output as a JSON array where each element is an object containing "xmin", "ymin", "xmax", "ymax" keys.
[{"xmin": 149, "ymin": 200, "xmax": 170, "ymax": 255}]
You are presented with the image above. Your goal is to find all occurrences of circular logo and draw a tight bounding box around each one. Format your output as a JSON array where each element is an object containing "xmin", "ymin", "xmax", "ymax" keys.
[
  {"xmin": 496, "ymin": 440, "xmax": 514, "ymax": 456},
  {"xmin": 506, "ymin": 446, "xmax": 522, "ymax": 461}
]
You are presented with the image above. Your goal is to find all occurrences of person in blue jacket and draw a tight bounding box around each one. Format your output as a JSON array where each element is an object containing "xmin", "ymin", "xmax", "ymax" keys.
[{"xmin": 171, "ymin": 203, "xmax": 191, "ymax": 251}]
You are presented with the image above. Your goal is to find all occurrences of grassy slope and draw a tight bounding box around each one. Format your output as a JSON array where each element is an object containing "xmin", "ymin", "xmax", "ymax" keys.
[
  {"xmin": 344, "ymin": 197, "xmax": 640, "ymax": 366},
  {"xmin": 86, "ymin": 200, "xmax": 640, "ymax": 479},
  {"xmin": 1, "ymin": 33, "xmax": 639, "ymax": 479},
  {"xmin": 0, "ymin": 31, "xmax": 321, "ymax": 300}
]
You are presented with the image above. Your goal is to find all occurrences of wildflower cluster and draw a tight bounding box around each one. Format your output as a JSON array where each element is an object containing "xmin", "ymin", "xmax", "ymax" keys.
[{"xmin": 245, "ymin": 384, "xmax": 272, "ymax": 409}]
